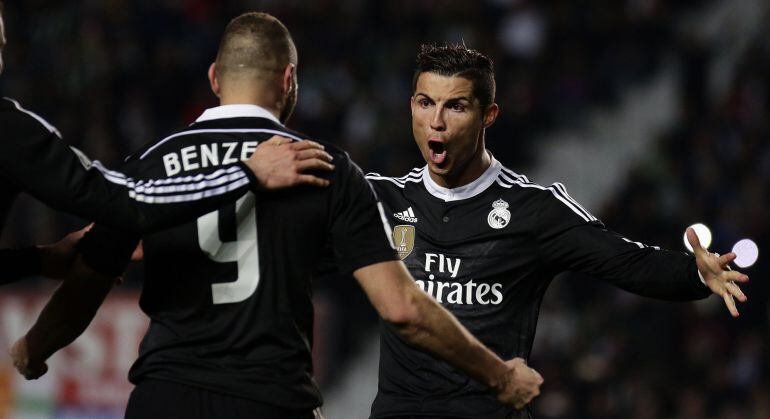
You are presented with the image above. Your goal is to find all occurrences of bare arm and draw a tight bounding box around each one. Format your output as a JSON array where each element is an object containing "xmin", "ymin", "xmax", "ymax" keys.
[
  {"xmin": 10, "ymin": 255, "xmax": 115, "ymax": 379},
  {"xmin": 354, "ymin": 260, "xmax": 543, "ymax": 409}
]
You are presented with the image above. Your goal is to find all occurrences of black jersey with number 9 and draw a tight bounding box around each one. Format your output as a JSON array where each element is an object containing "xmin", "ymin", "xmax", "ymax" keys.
[{"xmin": 78, "ymin": 106, "xmax": 397, "ymax": 410}]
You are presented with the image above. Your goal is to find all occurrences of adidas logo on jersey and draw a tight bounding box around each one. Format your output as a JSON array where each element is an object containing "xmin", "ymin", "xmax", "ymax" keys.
[{"xmin": 394, "ymin": 207, "xmax": 418, "ymax": 223}]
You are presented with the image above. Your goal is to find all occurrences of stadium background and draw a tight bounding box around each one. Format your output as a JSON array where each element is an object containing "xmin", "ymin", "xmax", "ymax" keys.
[{"xmin": 0, "ymin": 0, "xmax": 767, "ymax": 418}]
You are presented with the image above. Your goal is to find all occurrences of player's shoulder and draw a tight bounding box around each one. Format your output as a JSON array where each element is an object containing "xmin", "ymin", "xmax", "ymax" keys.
[
  {"xmin": 365, "ymin": 166, "xmax": 424, "ymax": 191},
  {"xmin": 0, "ymin": 97, "xmax": 62, "ymax": 138},
  {"xmin": 494, "ymin": 163, "xmax": 597, "ymax": 222},
  {"xmin": 125, "ymin": 118, "xmax": 303, "ymax": 165},
  {"xmin": 495, "ymin": 163, "xmax": 558, "ymax": 198}
]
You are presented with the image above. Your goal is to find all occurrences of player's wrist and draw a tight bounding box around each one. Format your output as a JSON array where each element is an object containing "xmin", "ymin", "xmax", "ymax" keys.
[
  {"xmin": 238, "ymin": 160, "xmax": 262, "ymax": 189},
  {"xmin": 484, "ymin": 358, "xmax": 512, "ymax": 395}
]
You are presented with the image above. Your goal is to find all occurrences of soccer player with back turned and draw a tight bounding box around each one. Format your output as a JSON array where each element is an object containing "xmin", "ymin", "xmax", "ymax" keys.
[
  {"xmin": 0, "ymin": 2, "xmax": 333, "ymax": 285},
  {"xmin": 12, "ymin": 14, "xmax": 545, "ymax": 419},
  {"xmin": 366, "ymin": 44, "xmax": 750, "ymax": 419}
]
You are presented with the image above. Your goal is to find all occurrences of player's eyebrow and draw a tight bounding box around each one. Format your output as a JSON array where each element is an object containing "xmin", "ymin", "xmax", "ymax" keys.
[
  {"xmin": 415, "ymin": 93, "xmax": 471, "ymax": 103},
  {"xmin": 445, "ymin": 97, "xmax": 471, "ymax": 103}
]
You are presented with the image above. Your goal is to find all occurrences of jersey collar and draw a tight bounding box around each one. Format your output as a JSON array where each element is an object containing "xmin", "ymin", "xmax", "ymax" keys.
[
  {"xmin": 195, "ymin": 104, "xmax": 282, "ymax": 125},
  {"xmin": 422, "ymin": 152, "xmax": 502, "ymax": 202}
]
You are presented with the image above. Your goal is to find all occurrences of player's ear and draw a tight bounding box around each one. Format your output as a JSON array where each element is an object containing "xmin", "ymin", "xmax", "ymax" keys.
[
  {"xmin": 282, "ymin": 63, "xmax": 296, "ymax": 96},
  {"xmin": 208, "ymin": 63, "xmax": 221, "ymax": 98},
  {"xmin": 482, "ymin": 103, "xmax": 499, "ymax": 128}
]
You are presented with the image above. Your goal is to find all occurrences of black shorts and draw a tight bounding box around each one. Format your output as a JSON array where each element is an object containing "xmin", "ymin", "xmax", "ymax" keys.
[{"xmin": 125, "ymin": 379, "xmax": 321, "ymax": 419}]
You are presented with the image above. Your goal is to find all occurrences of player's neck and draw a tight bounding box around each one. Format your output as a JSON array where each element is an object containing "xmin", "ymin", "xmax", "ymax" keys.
[
  {"xmin": 218, "ymin": 98, "xmax": 281, "ymax": 120},
  {"xmin": 219, "ymin": 87, "xmax": 282, "ymax": 121},
  {"xmin": 429, "ymin": 146, "xmax": 491, "ymax": 189}
]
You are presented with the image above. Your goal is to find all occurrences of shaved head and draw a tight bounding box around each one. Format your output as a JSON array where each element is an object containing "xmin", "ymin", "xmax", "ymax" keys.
[
  {"xmin": 215, "ymin": 12, "xmax": 297, "ymax": 82},
  {"xmin": 213, "ymin": 12, "xmax": 298, "ymax": 122}
]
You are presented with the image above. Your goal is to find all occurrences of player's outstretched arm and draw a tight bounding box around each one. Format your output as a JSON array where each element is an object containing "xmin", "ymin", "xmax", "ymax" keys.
[
  {"xmin": 9, "ymin": 255, "xmax": 115, "ymax": 379},
  {"xmin": 686, "ymin": 227, "xmax": 749, "ymax": 317},
  {"xmin": 354, "ymin": 260, "xmax": 544, "ymax": 410},
  {"xmin": 534, "ymin": 185, "xmax": 749, "ymax": 315},
  {"xmin": 540, "ymin": 223, "xmax": 750, "ymax": 316}
]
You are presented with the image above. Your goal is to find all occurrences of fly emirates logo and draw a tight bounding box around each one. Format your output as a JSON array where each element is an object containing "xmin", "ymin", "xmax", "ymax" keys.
[{"xmin": 416, "ymin": 253, "xmax": 503, "ymax": 305}]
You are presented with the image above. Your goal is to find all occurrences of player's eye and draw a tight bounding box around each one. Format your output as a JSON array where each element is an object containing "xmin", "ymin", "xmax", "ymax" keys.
[
  {"xmin": 417, "ymin": 98, "xmax": 432, "ymax": 108},
  {"xmin": 448, "ymin": 103, "xmax": 466, "ymax": 112}
]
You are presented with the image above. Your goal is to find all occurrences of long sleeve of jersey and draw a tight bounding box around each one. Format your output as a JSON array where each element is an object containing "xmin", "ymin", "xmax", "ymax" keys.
[
  {"xmin": 534, "ymin": 184, "xmax": 711, "ymax": 301},
  {"xmin": 0, "ymin": 98, "xmax": 254, "ymax": 234},
  {"xmin": 0, "ymin": 247, "xmax": 41, "ymax": 284}
]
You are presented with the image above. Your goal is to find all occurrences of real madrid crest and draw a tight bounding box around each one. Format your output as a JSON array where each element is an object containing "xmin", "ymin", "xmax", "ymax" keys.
[
  {"xmin": 393, "ymin": 225, "xmax": 416, "ymax": 259},
  {"xmin": 487, "ymin": 199, "xmax": 511, "ymax": 229}
]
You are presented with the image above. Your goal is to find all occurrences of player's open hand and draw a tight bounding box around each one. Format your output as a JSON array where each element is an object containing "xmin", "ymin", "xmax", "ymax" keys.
[
  {"xmin": 687, "ymin": 227, "xmax": 749, "ymax": 317},
  {"xmin": 9, "ymin": 336, "xmax": 48, "ymax": 380},
  {"xmin": 496, "ymin": 357, "xmax": 543, "ymax": 410},
  {"xmin": 244, "ymin": 136, "xmax": 334, "ymax": 190},
  {"xmin": 38, "ymin": 224, "xmax": 92, "ymax": 279}
]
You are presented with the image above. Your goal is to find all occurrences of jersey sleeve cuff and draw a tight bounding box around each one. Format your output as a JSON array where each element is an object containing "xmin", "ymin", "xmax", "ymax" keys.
[
  {"xmin": 689, "ymin": 258, "xmax": 712, "ymax": 299},
  {"xmin": 0, "ymin": 247, "xmax": 43, "ymax": 283},
  {"xmin": 697, "ymin": 269, "xmax": 707, "ymax": 287},
  {"xmin": 339, "ymin": 249, "xmax": 399, "ymax": 274},
  {"xmin": 237, "ymin": 161, "xmax": 259, "ymax": 189}
]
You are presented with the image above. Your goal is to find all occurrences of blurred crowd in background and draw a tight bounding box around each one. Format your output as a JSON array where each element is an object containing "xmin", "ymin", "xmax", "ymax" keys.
[{"xmin": 0, "ymin": 0, "xmax": 767, "ymax": 418}]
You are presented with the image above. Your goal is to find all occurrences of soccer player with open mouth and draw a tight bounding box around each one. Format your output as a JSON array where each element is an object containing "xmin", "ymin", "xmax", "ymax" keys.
[{"xmin": 365, "ymin": 44, "xmax": 749, "ymax": 419}]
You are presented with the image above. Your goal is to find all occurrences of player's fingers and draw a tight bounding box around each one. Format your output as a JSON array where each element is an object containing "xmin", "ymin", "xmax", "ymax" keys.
[
  {"xmin": 296, "ymin": 158, "xmax": 335, "ymax": 172},
  {"xmin": 532, "ymin": 368, "xmax": 544, "ymax": 384},
  {"xmin": 131, "ymin": 241, "xmax": 144, "ymax": 262},
  {"xmin": 31, "ymin": 363, "xmax": 47, "ymax": 379},
  {"xmin": 723, "ymin": 293, "xmax": 739, "ymax": 318},
  {"xmin": 290, "ymin": 140, "xmax": 325, "ymax": 151},
  {"xmin": 295, "ymin": 174, "xmax": 331, "ymax": 188},
  {"xmin": 686, "ymin": 228, "xmax": 705, "ymax": 256},
  {"xmin": 295, "ymin": 148, "xmax": 333, "ymax": 162},
  {"xmin": 718, "ymin": 252, "xmax": 737, "ymax": 268},
  {"xmin": 725, "ymin": 281, "xmax": 747, "ymax": 302},
  {"xmin": 31, "ymin": 366, "xmax": 47, "ymax": 380},
  {"xmin": 724, "ymin": 270, "xmax": 749, "ymax": 283},
  {"xmin": 23, "ymin": 362, "xmax": 46, "ymax": 380}
]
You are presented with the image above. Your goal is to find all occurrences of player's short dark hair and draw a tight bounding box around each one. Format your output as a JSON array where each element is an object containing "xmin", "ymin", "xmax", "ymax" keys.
[
  {"xmin": 413, "ymin": 43, "xmax": 496, "ymax": 109},
  {"xmin": 215, "ymin": 12, "xmax": 297, "ymax": 81}
]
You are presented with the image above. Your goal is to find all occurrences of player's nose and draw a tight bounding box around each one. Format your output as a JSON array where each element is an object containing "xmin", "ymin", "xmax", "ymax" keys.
[{"xmin": 430, "ymin": 109, "xmax": 446, "ymax": 131}]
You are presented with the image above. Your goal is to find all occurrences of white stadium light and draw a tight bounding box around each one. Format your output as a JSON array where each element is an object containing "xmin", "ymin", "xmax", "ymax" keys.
[
  {"xmin": 732, "ymin": 239, "xmax": 759, "ymax": 268},
  {"xmin": 683, "ymin": 223, "xmax": 712, "ymax": 253}
]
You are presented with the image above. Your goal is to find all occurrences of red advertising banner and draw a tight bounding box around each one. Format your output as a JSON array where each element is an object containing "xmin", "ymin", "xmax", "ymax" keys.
[{"xmin": 0, "ymin": 288, "xmax": 146, "ymax": 418}]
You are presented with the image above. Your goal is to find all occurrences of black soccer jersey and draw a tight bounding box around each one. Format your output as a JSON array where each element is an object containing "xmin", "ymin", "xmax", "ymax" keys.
[
  {"xmin": 367, "ymin": 156, "xmax": 710, "ymax": 418},
  {"xmin": 0, "ymin": 97, "xmax": 255, "ymax": 236},
  {"xmin": 78, "ymin": 105, "xmax": 398, "ymax": 410}
]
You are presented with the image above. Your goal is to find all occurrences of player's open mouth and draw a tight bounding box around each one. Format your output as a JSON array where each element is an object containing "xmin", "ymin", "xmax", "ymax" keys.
[{"xmin": 428, "ymin": 139, "xmax": 447, "ymax": 165}]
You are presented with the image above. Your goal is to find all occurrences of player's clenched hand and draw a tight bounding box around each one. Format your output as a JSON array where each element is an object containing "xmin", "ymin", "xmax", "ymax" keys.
[
  {"xmin": 687, "ymin": 227, "xmax": 749, "ymax": 317},
  {"xmin": 38, "ymin": 224, "xmax": 92, "ymax": 279},
  {"xmin": 244, "ymin": 136, "xmax": 334, "ymax": 189},
  {"xmin": 496, "ymin": 357, "xmax": 543, "ymax": 409},
  {"xmin": 9, "ymin": 336, "xmax": 48, "ymax": 380}
]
